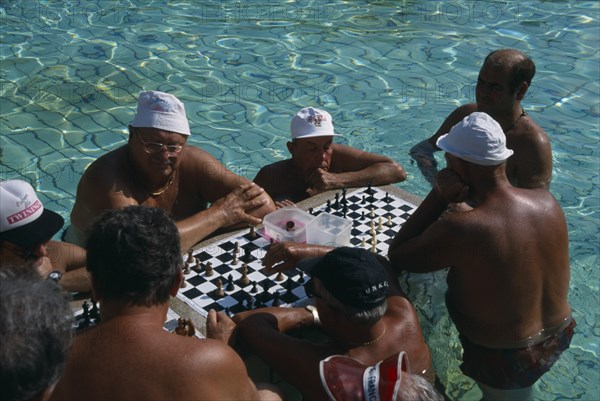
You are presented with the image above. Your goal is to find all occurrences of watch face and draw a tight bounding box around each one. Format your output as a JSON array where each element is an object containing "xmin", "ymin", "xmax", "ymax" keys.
[{"xmin": 48, "ymin": 271, "xmax": 62, "ymax": 282}]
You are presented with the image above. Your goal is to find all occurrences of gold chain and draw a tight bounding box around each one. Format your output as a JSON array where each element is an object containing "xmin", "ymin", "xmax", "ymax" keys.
[{"xmin": 150, "ymin": 172, "xmax": 175, "ymax": 196}]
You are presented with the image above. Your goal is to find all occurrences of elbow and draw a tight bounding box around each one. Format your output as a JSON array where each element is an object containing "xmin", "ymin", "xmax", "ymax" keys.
[{"xmin": 391, "ymin": 163, "xmax": 407, "ymax": 183}]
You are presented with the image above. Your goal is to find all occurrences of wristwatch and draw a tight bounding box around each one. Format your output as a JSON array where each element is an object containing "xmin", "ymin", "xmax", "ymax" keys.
[
  {"xmin": 305, "ymin": 304, "xmax": 320, "ymax": 326},
  {"xmin": 48, "ymin": 271, "xmax": 62, "ymax": 283}
]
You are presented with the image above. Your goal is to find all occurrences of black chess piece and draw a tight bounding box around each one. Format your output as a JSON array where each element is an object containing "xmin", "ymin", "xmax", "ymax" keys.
[
  {"xmin": 326, "ymin": 200, "xmax": 331, "ymax": 212},
  {"xmin": 309, "ymin": 207, "xmax": 314, "ymax": 215},
  {"xmin": 90, "ymin": 301, "xmax": 100, "ymax": 320},
  {"xmin": 272, "ymin": 291, "xmax": 281, "ymax": 307},
  {"xmin": 250, "ymin": 281, "xmax": 258, "ymax": 293},
  {"xmin": 226, "ymin": 274, "xmax": 235, "ymax": 291}
]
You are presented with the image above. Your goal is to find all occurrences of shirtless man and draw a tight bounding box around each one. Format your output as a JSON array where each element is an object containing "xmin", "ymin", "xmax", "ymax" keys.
[
  {"xmin": 0, "ymin": 180, "xmax": 90, "ymax": 292},
  {"xmin": 389, "ymin": 112, "xmax": 574, "ymax": 400},
  {"xmin": 254, "ymin": 107, "xmax": 406, "ymax": 207},
  {"xmin": 410, "ymin": 49, "xmax": 552, "ymax": 189},
  {"xmin": 51, "ymin": 206, "xmax": 281, "ymax": 401},
  {"xmin": 66, "ymin": 91, "xmax": 275, "ymax": 251},
  {"xmin": 208, "ymin": 244, "xmax": 438, "ymax": 401}
]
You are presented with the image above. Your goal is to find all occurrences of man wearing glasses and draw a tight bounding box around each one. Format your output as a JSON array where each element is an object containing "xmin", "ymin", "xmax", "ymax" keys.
[
  {"xmin": 0, "ymin": 180, "xmax": 90, "ymax": 292},
  {"xmin": 66, "ymin": 91, "xmax": 275, "ymax": 251}
]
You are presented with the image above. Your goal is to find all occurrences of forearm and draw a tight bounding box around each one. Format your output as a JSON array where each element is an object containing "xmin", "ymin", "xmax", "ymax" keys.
[
  {"xmin": 409, "ymin": 139, "xmax": 440, "ymax": 185},
  {"xmin": 235, "ymin": 307, "xmax": 315, "ymax": 333},
  {"xmin": 388, "ymin": 189, "xmax": 448, "ymax": 268},
  {"xmin": 60, "ymin": 269, "xmax": 92, "ymax": 293},
  {"xmin": 177, "ymin": 207, "xmax": 227, "ymax": 251},
  {"xmin": 332, "ymin": 162, "xmax": 406, "ymax": 188}
]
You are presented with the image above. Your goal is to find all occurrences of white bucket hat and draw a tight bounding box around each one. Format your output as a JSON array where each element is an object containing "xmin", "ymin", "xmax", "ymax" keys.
[
  {"xmin": 131, "ymin": 91, "xmax": 191, "ymax": 136},
  {"xmin": 290, "ymin": 107, "xmax": 341, "ymax": 139},
  {"xmin": 0, "ymin": 180, "xmax": 64, "ymax": 247},
  {"xmin": 436, "ymin": 112, "xmax": 514, "ymax": 166}
]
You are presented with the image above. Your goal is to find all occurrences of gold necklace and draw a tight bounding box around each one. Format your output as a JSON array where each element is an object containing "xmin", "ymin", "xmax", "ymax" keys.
[
  {"xmin": 350, "ymin": 323, "xmax": 387, "ymax": 347},
  {"xmin": 150, "ymin": 172, "xmax": 175, "ymax": 196}
]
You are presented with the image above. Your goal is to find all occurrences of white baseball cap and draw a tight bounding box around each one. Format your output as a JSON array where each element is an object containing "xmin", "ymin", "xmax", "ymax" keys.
[
  {"xmin": 131, "ymin": 91, "xmax": 191, "ymax": 136},
  {"xmin": 290, "ymin": 107, "xmax": 341, "ymax": 139},
  {"xmin": 0, "ymin": 180, "xmax": 64, "ymax": 247},
  {"xmin": 436, "ymin": 112, "xmax": 514, "ymax": 166}
]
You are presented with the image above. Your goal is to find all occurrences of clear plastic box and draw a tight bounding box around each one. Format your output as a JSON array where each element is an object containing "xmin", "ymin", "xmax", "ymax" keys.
[
  {"xmin": 306, "ymin": 212, "xmax": 352, "ymax": 246},
  {"xmin": 262, "ymin": 207, "xmax": 314, "ymax": 242}
]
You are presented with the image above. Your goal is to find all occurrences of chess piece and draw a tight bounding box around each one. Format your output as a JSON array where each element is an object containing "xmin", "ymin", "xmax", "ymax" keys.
[
  {"xmin": 249, "ymin": 225, "xmax": 256, "ymax": 239},
  {"xmin": 214, "ymin": 278, "xmax": 225, "ymax": 298},
  {"xmin": 233, "ymin": 242, "xmax": 239, "ymax": 254},
  {"xmin": 175, "ymin": 317, "xmax": 187, "ymax": 336},
  {"xmin": 240, "ymin": 264, "xmax": 250, "ymax": 286},
  {"xmin": 378, "ymin": 217, "xmax": 383, "ymax": 232},
  {"xmin": 226, "ymin": 274, "xmax": 235, "ymax": 291},
  {"xmin": 205, "ymin": 262, "xmax": 214, "ymax": 277},
  {"xmin": 387, "ymin": 215, "xmax": 393, "ymax": 227},
  {"xmin": 275, "ymin": 271, "xmax": 285, "ymax": 282},
  {"xmin": 184, "ymin": 261, "xmax": 191, "ymax": 274},
  {"xmin": 250, "ymin": 281, "xmax": 258, "ymax": 293},
  {"xmin": 309, "ymin": 207, "xmax": 314, "ymax": 215},
  {"xmin": 272, "ymin": 291, "xmax": 281, "ymax": 307},
  {"xmin": 90, "ymin": 301, "xmax": 100, "ymax": 321},
  {"xmin": 286, "ymin": 220, "xmax": 295, "ymax": 231},
  {"xmin": 186, "ymin": 249, "xmax": 195, "ymax": 264},
  {"xmin": 370, "ymin": 207, "xmax": 375, "ymax": 218},
  {"xmin": 180, "ymin": 276, "xmax": 187, "ymax": 288},
  {"xmin": 360, "ymin": 237, "xmax": 366, "ymax": 247},
  {"xmin": 232, "ymin": 252, "xmax": 238, "ymax": 266}
]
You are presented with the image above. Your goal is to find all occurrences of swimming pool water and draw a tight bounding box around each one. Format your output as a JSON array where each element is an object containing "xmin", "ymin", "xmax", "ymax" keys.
[{"xmin": 1, "ymin": 1, "xmax": 598, "ymax": 400}]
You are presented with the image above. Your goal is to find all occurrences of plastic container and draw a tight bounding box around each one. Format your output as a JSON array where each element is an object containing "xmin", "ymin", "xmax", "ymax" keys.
[
  {"xmin": 262, "ymin": 207, "xmax": 314, "ymax": 242},
  {"xmin": 306, "ymin": 212, "xmax": 352, "ymax": 247}
]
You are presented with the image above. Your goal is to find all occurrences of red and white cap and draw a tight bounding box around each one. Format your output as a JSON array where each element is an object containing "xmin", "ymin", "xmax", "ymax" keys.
[
  {"xmin": 0, "ymin": 180, "xmax": 64, "ymax": 247},
  {"xmin": 319, "ymin": 351, "xmax": 410, "ymax": 401},
  {"xmin": 291, "ymin": 107, "xmax": 341, "ymax": 139}
]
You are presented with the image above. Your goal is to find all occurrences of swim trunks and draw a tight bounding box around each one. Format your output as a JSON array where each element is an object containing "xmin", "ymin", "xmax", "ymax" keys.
[{"xmin": 459, "ymin": 318, "xmax": 576, "ymax": 389}]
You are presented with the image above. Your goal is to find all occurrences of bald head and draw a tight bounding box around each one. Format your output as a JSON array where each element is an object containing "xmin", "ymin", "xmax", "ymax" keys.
[{"xmin": 483, "ymin": 49, "xmax": 536, "ymax": 93}]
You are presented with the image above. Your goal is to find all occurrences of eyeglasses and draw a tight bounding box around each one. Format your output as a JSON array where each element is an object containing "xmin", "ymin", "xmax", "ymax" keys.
[{"xmin": 136, "ymin": 134, "xmax": 185, "ymax": 156}]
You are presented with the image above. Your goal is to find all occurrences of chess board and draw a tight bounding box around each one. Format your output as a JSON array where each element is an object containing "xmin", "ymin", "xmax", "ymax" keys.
[
  {"xmin": 176, "ymin": 186, "xmax": 417, "ymax": 317},
  {"xmin": 73, "ymin": 301, "xmax": 204, "ymax": 338}
]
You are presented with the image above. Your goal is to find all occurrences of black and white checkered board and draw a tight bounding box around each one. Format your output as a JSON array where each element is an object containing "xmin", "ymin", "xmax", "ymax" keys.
[
  {"xmin": 176, "ymin": 186, "xmax": 417, "ymax": 317},
  {"xmin": 310, "ymin": 186, "xmax": 416, "ymax": 254}
]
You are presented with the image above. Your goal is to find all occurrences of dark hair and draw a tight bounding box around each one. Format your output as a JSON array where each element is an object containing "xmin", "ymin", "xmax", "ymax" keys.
[
  {"xmin": 0, "ymin": 268, "xmax": 73, "ymax": 401},
  {"xmin": 484, "ymin": 49, "xmax": 536, "ymax": 93},
  {"xmin": 86, "ymin": 206, "xmax": 182, "ymax": 306}
]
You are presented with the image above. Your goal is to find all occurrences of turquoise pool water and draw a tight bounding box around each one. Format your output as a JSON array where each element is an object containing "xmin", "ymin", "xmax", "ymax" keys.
[{"xmin": 1, "ymin": 1, "xmax": 598, "ymax": 399}]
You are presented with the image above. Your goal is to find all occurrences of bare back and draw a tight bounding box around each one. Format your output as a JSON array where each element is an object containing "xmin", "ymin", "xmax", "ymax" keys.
[
  {"xmin": 442, "ymin": 188, "xmax": 570, "ymax": 347},
  {"xmin": 51, "ymin": 319, "xmax": 259, "ymax": 401}
]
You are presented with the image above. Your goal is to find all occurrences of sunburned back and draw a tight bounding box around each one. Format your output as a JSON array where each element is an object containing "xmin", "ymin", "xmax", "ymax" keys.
[
  {"xmin": 51, "ymin": 322, "xmax": 257, "ymax": 401},
  {"xmin": 446, "ymin": 188, "xmax": 571, "ymax": 347}
]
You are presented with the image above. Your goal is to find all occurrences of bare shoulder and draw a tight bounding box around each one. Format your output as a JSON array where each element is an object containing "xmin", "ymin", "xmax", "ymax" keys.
[
  {"xmin": 511, "ymin": 115, "xmax": 550, "ymax": 146},
  {"xmin": 254, "ymin": 159, "xmax": 294, "ymax": 185},
  {"xmin": 80, "ymin": 146, "xmax": 125, "ymax": 184},
  {"xmin": 179, "ymin": 145, "xmax": 223, "ymax": 170},
  {"xmin": 430, "ymin": 103, "xmax": 478, "ymax": 142}
]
